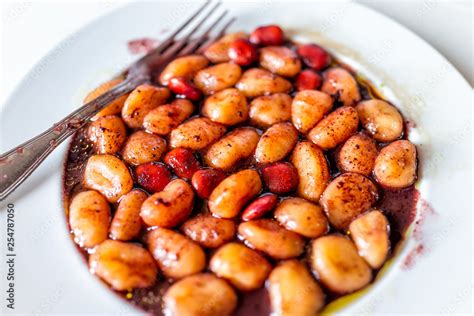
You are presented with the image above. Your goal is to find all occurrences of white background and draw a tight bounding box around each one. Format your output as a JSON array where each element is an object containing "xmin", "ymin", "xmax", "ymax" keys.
[{"xmin": 1, "ymin": 0, "xmax": 473, "ymax": 106}]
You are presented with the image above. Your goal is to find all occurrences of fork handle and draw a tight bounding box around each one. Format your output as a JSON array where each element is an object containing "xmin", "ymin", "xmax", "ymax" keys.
[{"xmin": 0, "ymin": 75, "xmax": 148, "ymax": 201}]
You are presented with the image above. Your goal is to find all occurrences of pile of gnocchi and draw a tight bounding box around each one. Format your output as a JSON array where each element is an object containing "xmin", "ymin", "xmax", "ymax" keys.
[{"xmin": 66, "ymin": 24, "xmax": 418, "ymax": 316}]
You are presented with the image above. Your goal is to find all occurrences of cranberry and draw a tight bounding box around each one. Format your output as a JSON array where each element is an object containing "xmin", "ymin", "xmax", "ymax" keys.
[
  {"xmin": 250, "ymin": 25, "xmax": 284, "ymax": 46},
  {"xmin": 135, "ymin": 162, "xmax": 172, "ymax": 193},
  {"xmin": 168, "ymin": 77, "xmax": 202, "ymax": 101},
  {"xmin": 241, "ymin": 194, "xmax": 278, "ymax": 221},
  {"xmin": 297, "ymin": 44, "xmax": 331, "ymax": 70},
  {"xmin": 164, "ymin": 148, "xmax": 201, "ymax": 179},
  {"xmin": 228, "ymin": 39, "xmax": 258, "ymax": 66},
  {"xmin": 261, "ymin": 162, "xmax": 299, "ymax": 194},
  {"xmin": 191, "ymin": 168, "xmax": 226, "ymax": 199},
  {"xmin": 295, "ymin": 69, "xmax": 322, "ymax": 91}
]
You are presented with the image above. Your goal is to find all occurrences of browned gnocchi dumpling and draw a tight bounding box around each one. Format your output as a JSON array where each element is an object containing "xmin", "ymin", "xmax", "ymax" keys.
[
  {"xmin": 209, "ymin": 169, "xmax": 262, "ymax": 218},
  {"xmin": 321, "ymin": 67, "xmax": 361, "ymax": 107},
  {"xmin": 238, "ymin": 219, "xmax": 305, "ymax": 259},
  {"xmin": 121, "ymin": 84, "xmax": 170, "ymax": 128},
  {"xmin": 356, "ymin": 99, "xmax": 404, "ymax": 142},
  {"xmin": 373, "ymin": 140, "xmax": 417, "ymax": 189},
  {"xmin": 69, "ymin": 190, "xmax": 110, "ymax": 248},
  {"xmin": 268, "ymin": 260, "xmax": 325, "ymax": 316},
  {"xmin": 89, "ymin": 240, "xmax": 157, "ymax": 291},
  {"xmin": 203, "ymin": 32, "xmax": 248, "ymax": 63},
  {"xmin": 310, "ymin": 235, "xmax": 372, "ymax": 294},
  {"xmin": 255, "ymin": 122, "xmax": 298, "ymax": 164},
  {"xmin": 121, "ymin": 130, "xmax": 166, "ymax": 166},
  {"xmin": 320, "ymin": 173, "xmax": 379, "ymax": 230},
  {"xmin": 349, "ymin": 210, "xmax": 390, "ymax": 269},
  {"xmin": 249, "ymin": 93, "xmax": 292, "ymax": 127},
  {"xmin": 143, "ymin": 99, "xmax": 194, "ymax": 135},
  {"xmin": 202, "ymin": 88, "xmax": 249, "ymax": 125},
  {"xmin": 163, "ymin": 273, "xmax": 238, "ymax": 316},
  {"xmin": 181, "ymin": 214, "xmax": 236, "ymax": 248},
  {"xmin": 85, "ymin": 79, "xmax": 129, "ymax": 120},
  {"xmin": 204, "ymin": 127, "xmax": 260, "ymax": 170},
  {"xmin": 210, "ymin": 242, "xmax": 271, "ymax": 291},
  {"xmin": 110, "ymin": 189, "xmax": 147, "ymax": 241},
  {"xmin": 169, "ymin": 117, "xmax": 226, "ymax": 150},
  {"xmin": 236, "ymin": 68, "xmax": 292, "ymax": 98},
  {"xmin": 88, "ymin": 115, "xmax": 127, "ymax": 155},
  {"xmin": 83, "ymin": 154, "xmax": 133, "ymax": 203},
  {"xmin": 159, "ymin": 54, "xmax": 209, "ymax": 86},
  {"xmin": 146, "ymin": 228, "xmax": 205, "ymax": 279},
  {"xmin": 140, "ymin": 179, "xmax": 194, "ymax": 228},
  {"xmin": 194, "ymin": 63, "xmax": 242, "ymax": 95},
  {"xmin": 308, "ymin": 106, "xmax": 359, "ymax": 150},
  {"xmin": 337, "ymin": 133, "xmax": 378, "ymax": 176},
  {"xmin": 291, "ymin": 90, "xmax": 333, "ymax": 133},
  {"xmin": 259, "ymin": 46, "xmax": 302, "ymax": 77},
  {"xmin": 274, "ymin": 197, "xmax": 328, "ymax": 238},
  {"xmin": 290, "ymin": 141, "xmax": 330, "ymax": 202}
]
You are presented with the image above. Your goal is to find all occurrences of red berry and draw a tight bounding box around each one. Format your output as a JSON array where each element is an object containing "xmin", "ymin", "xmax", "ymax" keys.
[
  {"xmin": 241, "ymin": 194, "xmax": 278, "ymax": 221},
  {"xmin": 164, "ymin": 148, "xmax": 201, "ymax": 179},
  {"xmin": 295, "ymin": 69, "xmax": 322, "ymax": 91},
  {"xmin": 168, "ymin": 77, "xmax": 202, "ymax": 101},
  {"xmin": 250, "ymin": 25, "xmax": 284, "ymax": 46},
  {"xmin": 297, "ymin": 44, "xmax": 331, "ymax": 70},
  {"xmin": 261, "ymin": 162, "xmax": 299, "ymax": 194},
  {"xmin": 191, "ymin": 168, "xmax": 226, "ymax": 199},
  {"xmin": 228, "ymin": 39, "xmax": 258, "ymax": 66},
  {"xmin": 135, "ymin": 162, "xmax": 172, "ymax": 193}
]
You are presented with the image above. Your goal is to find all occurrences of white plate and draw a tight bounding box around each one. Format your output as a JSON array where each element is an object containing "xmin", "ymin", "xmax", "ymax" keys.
[{"xmin": 0, "ymin": 1, "xmax": 471, "ymax": 314}]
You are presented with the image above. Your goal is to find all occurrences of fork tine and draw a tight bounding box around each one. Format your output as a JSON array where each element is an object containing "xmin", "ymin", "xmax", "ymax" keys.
[
  {"xmin": 196, "ymin": 16, "xmax": 236, "ymax": 54},
  {"xmin": 180, "ymin": 2, "xmax": 222, "ymax": 42},
  {"xmin": 156, "ymin": 2, "xmax": 223, "ymax": 60},
  {"xmin": 167, "ymin": 1, "xmax": 212, "ymax": 40},
  {"xmin": 178, "ymin": 10, "xmax": 229, "ymax": 56},
  {"xmin": 134, "ymin": 1, "xmax": 211, "ymax": 62}
]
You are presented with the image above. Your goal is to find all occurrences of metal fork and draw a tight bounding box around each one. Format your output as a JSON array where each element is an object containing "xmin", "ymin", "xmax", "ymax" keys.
[{"xmin": 0, "ymin": 1, "xmax": 235, "ymax": 201}]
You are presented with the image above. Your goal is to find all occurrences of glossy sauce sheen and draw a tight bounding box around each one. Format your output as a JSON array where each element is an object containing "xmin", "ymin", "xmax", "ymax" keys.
[{"xmin": 63, "ymin": 43, "xmax": 418, "ymax": 315}]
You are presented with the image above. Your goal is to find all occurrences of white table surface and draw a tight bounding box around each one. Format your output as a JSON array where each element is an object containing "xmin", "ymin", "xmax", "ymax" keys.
[{"xmin": 0, "ymin": 1, "xmax": 472, "ymax": 314}]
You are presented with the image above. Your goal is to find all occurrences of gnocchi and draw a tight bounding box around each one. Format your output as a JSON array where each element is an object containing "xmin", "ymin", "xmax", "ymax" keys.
[
  {"xmin": 238, "ymin": 219, "xmax": 305, "ymax": 259},
  {"xmin": 87, "ymin": 115, "xmax": 127, "ymax": 155},
  {"xmin": 290, "ymin": 141, "xmax": 330, "ymax": 202},
  {"xmin": 143, "ymin": 99, "xmax": 194, "ymax": 135},
  {"xmin": 169, "ymin": 117, "xmax": 226, "ymax": 150},
  {"xmin": 310, "ymin": 235, "xmax": 372, "ymax": 294},
  {"xmin": 208, "ymin": 169, "xmax": 262, "ymax": 218},
  {"xmin": 89, "ymin": 240, "xmax": 157, "ymax": 291},
  {"xmin": 121, "ymin": 130, "xmax": 166, "ymax": 166},
  {"xmin": 83, "ymin": 154, "xmax": 133, "ymax": 203},
  {"xmin": 291, "ymin": 90, "xmax": 333, "ymax": 133},
  {"xmin": 255, "ymin": 122, "xmax": 298, "ymax": 164},
  {"xmin": 268, "ymin": 260, "xmax": 325, "ymax": 316},
  {"xmin": 373, "ymin": 140, "xmax": 417, "ymax": 189},
  {"xmin": 163, "ymin": 273, "xmax": 237, "ymax": 316},
  {"xmin": 249, "ymin": 93, "xmax": 292, "ymax": 127},
  {"xmin": 140, "ymin": 179, "xmax": 194, "ymax": 228},
  {"xmin": 121, "ymin": 84, "xmax": 170, "ymax": 128},
  {"xmin": 67, "ymin": 24, "xmax": 419, "ymax": 314},
  {"xmin": 202, "ymin": 88, "xmax": 249, "ymax": 125},
  {"xmin": 210, "ymin": 242, "xmax": 271, "ymax": 291},
  {"xmin": 356, "ymin": 99, "xmax": 404, "ymax": 142},
  {"xmin": 205, "ymin": 127, "xmax": 260, "ymax": 170},
  {"xmin": 146, "ymin": 227, "xmax": 206, "ymax": 279}
]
